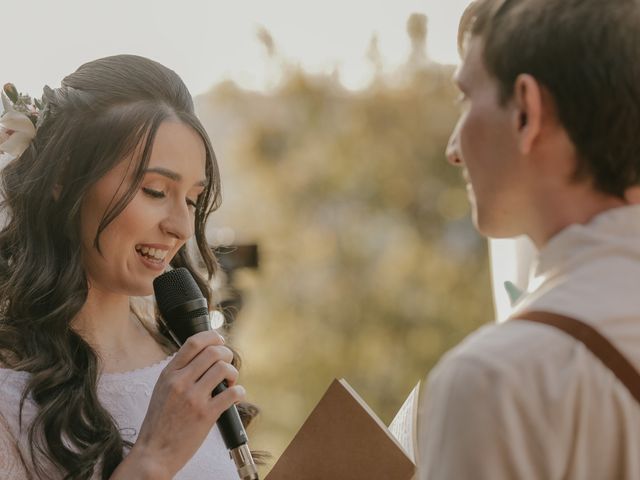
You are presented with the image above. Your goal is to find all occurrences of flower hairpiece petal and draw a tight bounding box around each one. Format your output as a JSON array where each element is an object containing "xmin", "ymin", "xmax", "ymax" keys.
[
  {"xmin": 0, "ymin": 130, "xmax": 32, "ymax": 157},
  {"xmin": 3, "ymin": 84, "xmax": 18, "ymax": 104},
  {"xmin": 0, "ymin": 85, "xmax": 41, "ymax": 157},
  {"xmin": 0, "ymin": 110, "xmax": 36, "ymax": 136},
  {"xmin": 0, "ymin": 91, "xmax": 11, "ymax": 114}
]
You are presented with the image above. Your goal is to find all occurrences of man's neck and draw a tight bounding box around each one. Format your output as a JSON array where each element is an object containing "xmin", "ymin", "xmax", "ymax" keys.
[{"xmin": 528, "ymin": 185, "xmax": 627, "ymax": 249}]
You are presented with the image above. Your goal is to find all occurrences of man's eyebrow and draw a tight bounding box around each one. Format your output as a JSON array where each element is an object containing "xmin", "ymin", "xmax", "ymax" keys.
[{"xmin": 143, "ymin": 167, "xmax": 207, "ymax": 187}]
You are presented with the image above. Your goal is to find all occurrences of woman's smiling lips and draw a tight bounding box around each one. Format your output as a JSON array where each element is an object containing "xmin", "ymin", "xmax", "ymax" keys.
[{"xmin": 135, "ymin": 243, "xmax": 171, "ymax": 271}]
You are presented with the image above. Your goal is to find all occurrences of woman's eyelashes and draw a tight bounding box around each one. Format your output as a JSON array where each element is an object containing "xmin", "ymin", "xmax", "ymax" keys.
[
  {"xmin": 142, "ymin": 187, "xmax": 198, "ymax": 209},
  {"xmin": 142, "ymin": 187, "xmax": 164, "ymax": 199}
]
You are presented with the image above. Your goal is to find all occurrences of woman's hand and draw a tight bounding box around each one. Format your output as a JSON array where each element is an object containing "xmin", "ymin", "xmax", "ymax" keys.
[{"xmin": 111, "ymin": 330, "xmax": 245, "ymax": 479}]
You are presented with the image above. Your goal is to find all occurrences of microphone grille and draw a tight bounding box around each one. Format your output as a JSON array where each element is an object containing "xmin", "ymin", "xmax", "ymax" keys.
[{"xmin": 153, "ymin": 268, "xmax": 205, "ymax": 315}]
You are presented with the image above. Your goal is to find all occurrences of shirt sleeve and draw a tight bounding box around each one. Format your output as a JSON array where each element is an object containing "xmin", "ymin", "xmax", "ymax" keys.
[
  {"xmin": 0, "ymin": 413, "xmax": 29, "ymax": 480},
  {"xmin": 416, "ymin": 352, "xmax": 551, "ymax": 480}
]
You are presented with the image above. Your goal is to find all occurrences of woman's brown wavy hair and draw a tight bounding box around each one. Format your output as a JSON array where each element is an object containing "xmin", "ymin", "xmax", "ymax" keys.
[{"xmin": 0, "ymin": 54, "xmax": 255, "ymax": 479}]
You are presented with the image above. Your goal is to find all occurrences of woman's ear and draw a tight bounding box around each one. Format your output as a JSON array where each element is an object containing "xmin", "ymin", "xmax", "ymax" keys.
[
  {"xmin": 624, "ymin": 185, "xmax": 640, "ymax": 204},
  {"xmin": 52, "ymin": 184, "xmax": 62, "ymax": 201}
]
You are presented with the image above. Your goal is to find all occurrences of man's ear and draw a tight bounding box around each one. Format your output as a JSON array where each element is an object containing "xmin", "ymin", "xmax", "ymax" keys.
[
  {"xmin": 512, "ymin": 74, "xmax": 544, "ymax": 155},
  {"xmin": 52, "ymin": 184, "xmax": 62, "ymax": 201}
]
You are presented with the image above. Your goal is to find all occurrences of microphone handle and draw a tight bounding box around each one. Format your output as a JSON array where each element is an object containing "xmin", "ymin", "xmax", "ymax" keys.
[{"xmin": 213, "ymin": 383, "xmax": 249, "ymax": 449}]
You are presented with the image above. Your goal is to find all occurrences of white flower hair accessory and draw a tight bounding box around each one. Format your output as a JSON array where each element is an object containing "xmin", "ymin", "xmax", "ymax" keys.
[{"xmin": 0, "ymin": 83, "xmax": 42, "ymax": 158}]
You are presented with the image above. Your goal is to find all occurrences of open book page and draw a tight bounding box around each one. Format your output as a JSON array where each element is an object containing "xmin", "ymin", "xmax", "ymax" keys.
[
  {"xmin": 264, "ymin": 378, "xmax": 415, "ymax": 480},
  {"xmin": 388, "ymin": 381, "xmax": 421, "ymax": 464}
]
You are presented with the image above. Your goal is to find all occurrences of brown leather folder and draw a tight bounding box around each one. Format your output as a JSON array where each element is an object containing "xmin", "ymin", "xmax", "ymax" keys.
[{"xmin": 265, "ymin": 378, "xmax": 415, "ymax": 480}]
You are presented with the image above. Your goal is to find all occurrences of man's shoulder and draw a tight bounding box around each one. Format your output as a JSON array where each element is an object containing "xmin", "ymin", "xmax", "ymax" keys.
[
  {"xmin": 429, "ymin": 319, "xmax": 581, "ymax": 390},
  {"xmin": 450, "ymin": 319, "xmax": 576, "ymax": 362}
]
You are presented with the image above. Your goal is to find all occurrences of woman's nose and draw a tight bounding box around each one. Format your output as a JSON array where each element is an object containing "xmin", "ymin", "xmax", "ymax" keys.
[{"xmin": 160, "ymin": 202, "xmax": 194, "ymax": 241}]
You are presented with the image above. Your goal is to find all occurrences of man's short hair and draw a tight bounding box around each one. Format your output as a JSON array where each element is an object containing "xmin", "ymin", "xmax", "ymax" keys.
[{"xmin": 458, "ymin": 0, "xmax": 640, "ymax": 197}]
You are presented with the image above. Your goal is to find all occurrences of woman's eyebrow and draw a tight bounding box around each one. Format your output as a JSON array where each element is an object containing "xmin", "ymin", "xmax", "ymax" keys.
[{"xmin": 143, "ymin": 167, "xmax": 207, "ymax": 187}]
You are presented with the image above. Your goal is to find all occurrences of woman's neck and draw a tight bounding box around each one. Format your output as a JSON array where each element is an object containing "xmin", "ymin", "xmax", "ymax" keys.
[{"xmin": 72, "ymin": 287, "xmax": 167, "ymax": 373}]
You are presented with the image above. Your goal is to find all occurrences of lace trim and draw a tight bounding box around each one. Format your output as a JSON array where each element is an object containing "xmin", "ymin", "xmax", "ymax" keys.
[
  {"xmin": 0, "ymin": 354, "xmax": 175, "ymax": 386},
  {"xmin": 99, "ymin": 354, "xmax": 175, "ymax": 383}
]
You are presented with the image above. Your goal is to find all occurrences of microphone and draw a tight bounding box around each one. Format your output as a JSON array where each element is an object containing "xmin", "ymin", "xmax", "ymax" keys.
[{"xmin": 153, "ymin": 267, "xmax": 259, "ymax": 480}]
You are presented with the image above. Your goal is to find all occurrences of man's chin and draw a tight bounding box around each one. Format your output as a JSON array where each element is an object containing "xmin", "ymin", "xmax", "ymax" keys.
[
  {"xmin": 472, "ymin": 208, "xmax": 503, "ymax": 238},
  {"xmin": 470, "ymin": 208, "xmax": 485, "ymax": 235},
  {"xmin": 473, "ymin": 214, "xmax": 524, "ymax": 240}
]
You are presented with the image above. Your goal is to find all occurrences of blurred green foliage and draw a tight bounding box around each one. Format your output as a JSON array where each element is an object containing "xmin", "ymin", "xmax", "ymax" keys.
[{"xmin": 197, "ymin": 17, "xmax": 494, "ymax": 473}]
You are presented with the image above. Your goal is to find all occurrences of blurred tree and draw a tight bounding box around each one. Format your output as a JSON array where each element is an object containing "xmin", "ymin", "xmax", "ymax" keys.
[
  {"xmin": 366, "ymin": 34, "xmax": 384, "ymax": 79},
  {"xmin": 407, "ymin": 13, "xmax": 429, "ymax": 68},
  {"xmin": 257, "ymin": 26, "xmax": 276, "ymax": 59},
  {"xmin": 196, "ymin": 13, "xmax": 493, "ymax": 475}
]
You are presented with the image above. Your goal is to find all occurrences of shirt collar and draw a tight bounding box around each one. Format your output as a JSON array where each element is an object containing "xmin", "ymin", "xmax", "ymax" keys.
[{"xmin": 527, "ymin": 204, "xmax": 640, "ymax": 291}]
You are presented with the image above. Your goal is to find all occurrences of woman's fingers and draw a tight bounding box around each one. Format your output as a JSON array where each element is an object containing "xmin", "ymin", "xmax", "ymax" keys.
[
  {"xmin": 198, "ymin": 360, "xmax": 239, "ymax": 391},
  {"xmin": 183, "ymin": 344, "xmax": 234, "ymax": 383},
  {"xmin": 209, "ymin": 384, "xmax": 246, "ymax": 414},
  {"xmin": 168, "ymin": 361, "xmax": 242, "ymax": 423},
  {"xmin": 168, "ymin": 330, "xmax": 225, "ymax": 370}
]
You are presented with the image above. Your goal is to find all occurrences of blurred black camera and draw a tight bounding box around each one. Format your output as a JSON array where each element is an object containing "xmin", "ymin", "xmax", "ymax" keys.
[
  {"xmin": 213, "ymin": 244, "xmax": 259, "ymax": 277},
  {"xmin": 211, "ymin": 244, "xmax": 259, "ymax": 328}
]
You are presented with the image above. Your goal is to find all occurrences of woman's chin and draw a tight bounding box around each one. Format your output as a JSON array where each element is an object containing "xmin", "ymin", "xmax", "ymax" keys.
[{"xmin": 132, "ymin": 284, "xmax": 155, "ymax": 297}]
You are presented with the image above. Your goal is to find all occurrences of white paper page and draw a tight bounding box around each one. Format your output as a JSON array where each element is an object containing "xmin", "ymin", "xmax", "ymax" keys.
[{"xmin": 388, "ymin": 381, "xmax": 421, "ymax": 463}]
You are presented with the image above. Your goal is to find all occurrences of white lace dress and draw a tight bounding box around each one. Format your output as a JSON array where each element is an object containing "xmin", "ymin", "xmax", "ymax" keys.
[{"xmin": 0, "ymin": 356, "xmax": 239, "ymax": 479}]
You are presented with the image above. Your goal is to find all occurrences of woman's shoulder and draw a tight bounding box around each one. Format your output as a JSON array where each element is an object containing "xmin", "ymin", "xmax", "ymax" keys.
[
  {"xmin": 0, "ymin": 367, "xmax": 31, "ymax": 409},
  {"xmin": 0, "ymin": 367, "xmax": 35, "ymax": 438},
  {"xmin": 0, "ymin": 366, "xmax": 29, "ymax": 392}
]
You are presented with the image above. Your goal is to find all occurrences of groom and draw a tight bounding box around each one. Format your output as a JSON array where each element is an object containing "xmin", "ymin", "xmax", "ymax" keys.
[{"xmin": 417, "ymin": 0, "xmax": 640, "ymax": 478}]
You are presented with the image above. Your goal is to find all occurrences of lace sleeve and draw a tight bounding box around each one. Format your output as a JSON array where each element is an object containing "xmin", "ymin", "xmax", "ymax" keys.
[{"xmin": 0, "ymin": 412, "xmax": 29, "ymax": 480}]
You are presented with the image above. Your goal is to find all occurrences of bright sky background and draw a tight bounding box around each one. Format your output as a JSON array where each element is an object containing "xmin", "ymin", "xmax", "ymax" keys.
[
  {"xmin": 5, "ymin": 0, "xmax": 470, "ymax": 97},
  {"xmin": 6, "ymin": 0, "xmax": 525, "ymax": 321}
]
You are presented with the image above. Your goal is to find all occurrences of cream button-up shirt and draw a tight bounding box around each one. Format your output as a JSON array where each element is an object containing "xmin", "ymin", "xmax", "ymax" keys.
[{"xmin": 417, "ymin": 205, "xmax": 640, "ymax": 479}]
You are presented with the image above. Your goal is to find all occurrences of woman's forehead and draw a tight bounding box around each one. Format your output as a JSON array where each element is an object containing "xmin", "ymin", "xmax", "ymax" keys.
[{"xmin": 147, "ymin": 121, "xmax": 207, "ymax": 181}]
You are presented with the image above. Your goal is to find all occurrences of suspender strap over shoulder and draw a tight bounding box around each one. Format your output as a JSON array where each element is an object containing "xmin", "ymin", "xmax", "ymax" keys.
[{"xmin": 511, "ymin": 311, "xmax": 640, "ymax": 405}]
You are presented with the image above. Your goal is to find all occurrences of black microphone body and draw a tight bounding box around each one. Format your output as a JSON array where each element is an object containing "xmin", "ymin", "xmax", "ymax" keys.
[{"xmin": 153, "ymin": 268, "xmax": 258, "ymax": 479}]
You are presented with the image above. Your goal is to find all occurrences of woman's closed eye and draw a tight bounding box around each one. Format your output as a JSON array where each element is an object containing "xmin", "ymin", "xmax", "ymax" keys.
[
  {"xmin": 142, "ymin": 187, "xmax": 165, "ymax": 199},
  {"xmin": 142, "ymin": 187, "xmax": 198, "ymax": 209}
]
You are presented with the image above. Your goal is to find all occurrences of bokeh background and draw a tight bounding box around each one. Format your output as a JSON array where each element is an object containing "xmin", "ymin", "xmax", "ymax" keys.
[
  {"xmin": 199, "ymin": 14, "xmax": 493, "ymax": 475},
  {"xmin": 5, "ymin": 1, "xmax": 497, "ymax": 476}
]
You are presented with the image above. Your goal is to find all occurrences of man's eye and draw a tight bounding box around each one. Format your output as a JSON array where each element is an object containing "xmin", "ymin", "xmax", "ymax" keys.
[
  {"xmin": 142, "ymin": 188, "xmax": 165, "ymax": 199},
  {"xmin": 187, "ymin": 198, "xmax": 198, "ymax": 209}
]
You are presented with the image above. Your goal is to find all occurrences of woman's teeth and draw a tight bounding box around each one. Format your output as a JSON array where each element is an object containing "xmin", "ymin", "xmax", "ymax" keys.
[{"xmin": 136, "ymin": 246, "xmax": 168, "ymax": 261}]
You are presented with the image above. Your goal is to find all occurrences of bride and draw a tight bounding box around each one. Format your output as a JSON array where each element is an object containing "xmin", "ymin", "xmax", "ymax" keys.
[{"xmin": 0, "ymin": 55, "xmax": 255, "ymax": 479}]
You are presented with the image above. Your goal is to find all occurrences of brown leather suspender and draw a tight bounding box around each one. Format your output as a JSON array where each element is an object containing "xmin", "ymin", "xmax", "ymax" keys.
[{"xmin": 511, "ymin": 311, "xmax": 640, "ymax": 404}]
